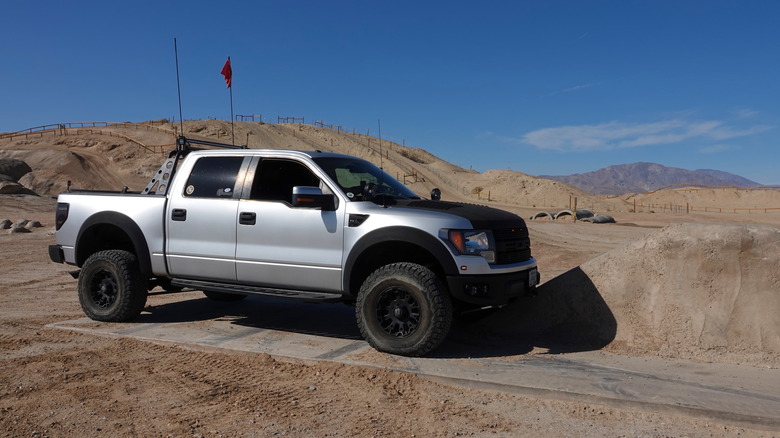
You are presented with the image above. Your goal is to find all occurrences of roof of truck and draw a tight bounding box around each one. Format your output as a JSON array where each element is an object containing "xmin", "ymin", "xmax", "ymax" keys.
[{"xmin": 187, "ymin": 148, "xmax": 360, "ymax": 161}]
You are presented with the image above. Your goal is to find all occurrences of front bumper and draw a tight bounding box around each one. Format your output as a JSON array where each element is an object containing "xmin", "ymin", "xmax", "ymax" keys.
[{"xmin": 446, "ymin": 266, "xmax": 540, "ymax": 305}]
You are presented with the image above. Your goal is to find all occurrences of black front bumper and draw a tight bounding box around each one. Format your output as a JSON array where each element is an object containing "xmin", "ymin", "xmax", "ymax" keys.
[{"xmin": 446, "ymin": 267, "xmax": 539, "ymax": 305}]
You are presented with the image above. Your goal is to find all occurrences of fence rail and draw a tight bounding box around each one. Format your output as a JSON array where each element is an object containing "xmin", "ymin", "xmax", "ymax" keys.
[
  {"xmin": 1, "ymin": 121, "xmax": 174, "ymax": 141},
  {"xmin": 0, "ymin": 122, "xmax": 111, "ymax": 140},
  {"xmin": 1, "ymin": 121, "xmax": 177, "ymax": 154},
  {"xmin": 236, "ymin": 114, "xmax": 263, "ymax": 122},
  {"xmin": 313, "ymin": 120, "xmax": 344, "ymax": 132},
  {"xmin": 631, "ymin": 201, "xmax": 780, "ymax": 215}
]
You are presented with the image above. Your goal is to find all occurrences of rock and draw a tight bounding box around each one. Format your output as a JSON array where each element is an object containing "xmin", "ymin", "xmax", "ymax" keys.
[
  {"xmin": 24, "ymin": 220, "xmax": 43, "ymax": 229},
  {"xmin": 0, "ymin": 219, "xmax": 11, "ymax": 229},
  {"xmin": 9, "ymin": 226, "xmax": 31, "ymax": 234},
  {"xmin": 0, "ymin": 158, "xmax": 32, "ymax": 180},
  {"xmin": 0, "ymin": 181, "xmax": 24, "ymax": 194}
]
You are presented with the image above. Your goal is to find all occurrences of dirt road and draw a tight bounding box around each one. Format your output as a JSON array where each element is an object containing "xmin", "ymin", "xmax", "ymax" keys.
[{"xmin": 2, "ymin": 195, "xmax": 778, "ymax": 437}]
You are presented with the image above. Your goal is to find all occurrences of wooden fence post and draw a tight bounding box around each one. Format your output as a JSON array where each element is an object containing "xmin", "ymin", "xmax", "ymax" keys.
[{"xmin": 574, "ymin": 197, "xmax": 578, "ymax": 221}]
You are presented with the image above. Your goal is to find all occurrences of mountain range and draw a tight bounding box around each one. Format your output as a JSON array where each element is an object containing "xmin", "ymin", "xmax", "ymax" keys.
[{"xmin": 540, "ymin": 162, "xmax": 762, "ymax": 195}]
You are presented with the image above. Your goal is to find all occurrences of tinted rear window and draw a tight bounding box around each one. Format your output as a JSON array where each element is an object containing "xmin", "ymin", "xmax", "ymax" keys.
[{"xmin": 183, "ymin": 156, "xmax": 244, "ymax": 198}]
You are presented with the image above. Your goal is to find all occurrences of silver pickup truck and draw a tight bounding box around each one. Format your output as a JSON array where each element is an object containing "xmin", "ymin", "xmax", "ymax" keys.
[{"xmin": 49, "ymin": 136, "xmax": 539, "ymax": 356}]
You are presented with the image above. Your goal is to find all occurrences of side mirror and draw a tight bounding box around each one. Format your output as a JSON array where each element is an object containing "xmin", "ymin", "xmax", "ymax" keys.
[
  {"xmin": 361, "ymin": 181, "xmax": 377, "ymax": 200},
  {"xmin": 430, "ymin": 188, "xmax": 441, "ymax": 201},
  {"xmin": 292, "ymin": 186, "xmax": 337, "ymax": 211}
]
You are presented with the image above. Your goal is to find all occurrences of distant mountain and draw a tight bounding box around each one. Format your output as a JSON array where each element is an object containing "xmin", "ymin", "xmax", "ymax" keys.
[
  {"xmin": 540, "ymin": 162, "xmax": 762, "ymax": 195},
  {"xmin": 694, "ymin": 169, "xmax": 761, "ymax": 188}
]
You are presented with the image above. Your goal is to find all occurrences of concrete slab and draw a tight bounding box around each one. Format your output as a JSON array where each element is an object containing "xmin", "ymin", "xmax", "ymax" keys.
[{"xmin": 48, "ymin": 294, "xmax": 780, "ymax": 431}]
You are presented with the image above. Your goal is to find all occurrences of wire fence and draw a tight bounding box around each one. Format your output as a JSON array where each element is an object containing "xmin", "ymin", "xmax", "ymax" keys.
[
  {"xmin": 630, "ymin": 201, "xmax": 780, "ymax": 215},
  {"xmin": 544, "ymin": 195, "xmax": 780, "ymax": 216}
]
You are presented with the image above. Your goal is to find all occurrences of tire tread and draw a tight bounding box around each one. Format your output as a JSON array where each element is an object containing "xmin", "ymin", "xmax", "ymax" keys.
[
  {"xmin": 356, "ymin": 262, "xmax": 452, "ymax": 356},
  {"xmin": 77, "ymin": 249, "xmax": 147, "ymax": 322}
]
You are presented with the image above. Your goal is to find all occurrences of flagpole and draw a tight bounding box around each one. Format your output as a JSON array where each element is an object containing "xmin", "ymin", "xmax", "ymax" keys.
[{"xmin": 228, "ymin": 56, "xmax": 235, "ymax": 146}]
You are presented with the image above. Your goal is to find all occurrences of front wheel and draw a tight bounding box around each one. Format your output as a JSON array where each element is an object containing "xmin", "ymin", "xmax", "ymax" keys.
[
  {"xmin": 77, "ymin": 250, "xmax": 148, "ymax": 322},
  {"xmin": 356, "ymin": 262, "xmax": 452, "ymax": 356}
]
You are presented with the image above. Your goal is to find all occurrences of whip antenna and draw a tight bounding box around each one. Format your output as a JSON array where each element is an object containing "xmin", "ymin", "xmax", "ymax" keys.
[
  {"xmin": 174, "ymin": 38, "xmax": 184, "ymax": 135},
  {"xmin": 378, "ymin": 119, "xmax": 383, "ymax": 170}
]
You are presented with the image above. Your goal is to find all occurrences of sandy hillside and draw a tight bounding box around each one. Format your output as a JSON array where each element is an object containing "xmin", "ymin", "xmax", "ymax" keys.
[
  {"xmin": 3, "ymin": 120, "xmax": 779, "ymax": 218},
  {"xmin": 0, "ymin": 120, "xmax": 600, "ymax": 207}
]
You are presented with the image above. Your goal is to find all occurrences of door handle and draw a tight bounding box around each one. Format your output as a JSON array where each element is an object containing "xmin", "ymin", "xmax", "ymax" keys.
[
  {"xmin": 172, "ymin": 208, "xmax": 187, "ymax": 221},
  {"xmin": 239, "ymin": 211, "xmax": 256, "ymax": 225}
]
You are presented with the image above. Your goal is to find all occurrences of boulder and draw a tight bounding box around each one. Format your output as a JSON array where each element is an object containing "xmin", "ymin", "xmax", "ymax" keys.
[
  {"xmin": 0, "ymin": 158, "xmax": 32, "ymax": 180},
  {"xmin": 0, "ymin": 181, "xmax": 24, "ymax": 194},
  {"xmin": 24, "ymin": 220, "xmax": 44, "ymax": 229}
]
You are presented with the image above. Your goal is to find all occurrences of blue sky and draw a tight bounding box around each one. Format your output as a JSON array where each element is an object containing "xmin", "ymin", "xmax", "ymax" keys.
[{"xmin": 2, "ymin": 1, "xmax": 778, "ymax": 184}]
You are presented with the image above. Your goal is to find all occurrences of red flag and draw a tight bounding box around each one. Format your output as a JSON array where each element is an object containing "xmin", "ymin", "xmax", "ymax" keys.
[{"xmin": 220, "ymin": 58, "xmax": 232, "ymax": 88}]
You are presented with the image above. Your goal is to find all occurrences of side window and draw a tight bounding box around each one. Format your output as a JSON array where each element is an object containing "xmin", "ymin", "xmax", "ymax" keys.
[
  {"xmin": 250, "ymin": 159, "xmax": 321, "ymax": 203},
  {"xmin": 183, "ymin": 156, "xmax": 244, "ymax": 199}
]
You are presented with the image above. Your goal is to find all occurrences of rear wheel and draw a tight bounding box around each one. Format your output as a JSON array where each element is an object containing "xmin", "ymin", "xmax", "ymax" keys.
[
  {"xmin": 77, "ymin": 250, "xmax": 147, "ymax": 322},
  {"xmin": 356, "ymin": 262, "xmax": 452, "ymax": 356}
]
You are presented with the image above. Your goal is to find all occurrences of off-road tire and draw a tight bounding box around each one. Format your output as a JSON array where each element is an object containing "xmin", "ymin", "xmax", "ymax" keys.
[
  {"xmin": 356, "ymin": 262, "xmax": 452, "ymax": 356},
  {"xmin": 77, "ymin": 250, "xmax": 148, "ymax": 322},
  {"xmin": 203, "ymin": 290, "xmax": 247, "ymax": 302}
]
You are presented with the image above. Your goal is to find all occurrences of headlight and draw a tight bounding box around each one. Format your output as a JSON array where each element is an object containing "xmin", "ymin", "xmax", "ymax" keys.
[{"xmin": 446, "ymin": 230, "xmax": 496, "ymax": 263}]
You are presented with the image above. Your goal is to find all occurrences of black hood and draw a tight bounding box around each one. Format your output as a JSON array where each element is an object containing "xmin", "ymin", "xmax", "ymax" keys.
[{"xmin": 392, "ymin": 199, "xmax": 526, "ymax": 230}]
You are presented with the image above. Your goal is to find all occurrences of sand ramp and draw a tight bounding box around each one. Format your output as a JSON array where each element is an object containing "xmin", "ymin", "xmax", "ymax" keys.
[{"xmin": 482, "ymin": 223, "xmax": 780, "ymax": 366}]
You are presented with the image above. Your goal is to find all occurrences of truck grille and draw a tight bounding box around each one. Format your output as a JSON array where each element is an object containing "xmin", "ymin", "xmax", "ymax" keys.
[{"xmin": 493, "ymin": 228, "xmax": 532, "ymax": 264}]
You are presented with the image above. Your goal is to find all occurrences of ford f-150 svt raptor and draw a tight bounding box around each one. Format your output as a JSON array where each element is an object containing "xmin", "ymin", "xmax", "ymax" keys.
[{"xmin": 49, "ymin": 136, "xmax": 539, "ymax": 356}]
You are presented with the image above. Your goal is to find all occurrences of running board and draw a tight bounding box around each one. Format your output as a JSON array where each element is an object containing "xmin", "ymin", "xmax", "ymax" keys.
[{"xmin": 170, "ymin": 278, "xmax": 343, "ymax": 303}]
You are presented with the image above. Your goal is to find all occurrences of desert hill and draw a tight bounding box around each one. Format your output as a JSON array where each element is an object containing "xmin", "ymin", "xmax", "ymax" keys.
[
  {"xmin": 542, "ymin": 162, "xmax": 762, "ymax": 195},
  {"xmin": 2, "ymin": 120, "xmax": 780, "ymax": 224},
  {"xmin": 0, "ymin": 120, "xmax": 603, "ymax": 210}
]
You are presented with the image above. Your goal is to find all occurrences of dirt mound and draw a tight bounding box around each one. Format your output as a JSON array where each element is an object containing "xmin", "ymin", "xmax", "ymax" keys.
[
  {"xmin": 589, "ymin": 222, "xmax": 780, "ymax": 365},
  {"xmin": 0, "ymin": 134, "xmax": 167, "ymax": 195},
  {"xmin": 475, "ymin": 222, "xmax": 780, "ymax": 367}
]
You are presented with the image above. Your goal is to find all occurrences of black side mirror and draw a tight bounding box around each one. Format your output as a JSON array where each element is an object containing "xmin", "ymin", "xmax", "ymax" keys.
[
  {"xmin": 430, "ymin": 188, "xmax": 441, "ymax": 201},
  {"xmin": 361, "ymin": 181, "xmax": 377, "ymax": 200},
  {"xmin": 292, "ymin": 186, "xmax": 337, "ymax": 211}
]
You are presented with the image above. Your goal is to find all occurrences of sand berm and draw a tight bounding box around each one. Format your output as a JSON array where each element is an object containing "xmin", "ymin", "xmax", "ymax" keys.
[{"xmin": 479, "ymin": 222, "xmax": 780, "ymax": 367}]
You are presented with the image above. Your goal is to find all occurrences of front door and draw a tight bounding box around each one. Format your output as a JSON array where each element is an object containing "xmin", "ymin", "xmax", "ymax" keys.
[{"xmin": 235, "ymin": 158, "xmax": 345, "ymax": 292}]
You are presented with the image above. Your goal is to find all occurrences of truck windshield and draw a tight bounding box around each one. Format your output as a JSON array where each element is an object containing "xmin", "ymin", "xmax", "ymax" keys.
[{"xmin": 313, "ymin": 156, "xmax": 421, "ymax": 202}]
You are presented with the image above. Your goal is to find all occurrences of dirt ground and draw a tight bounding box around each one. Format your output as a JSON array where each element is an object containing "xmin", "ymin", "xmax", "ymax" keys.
[
  {"xmin": 1, "ymin": 194, "xmax": 778, "ymax": 438},
  {"xmin": 2, "ymin": 123, "xmax": 780, "ymax": 437}
]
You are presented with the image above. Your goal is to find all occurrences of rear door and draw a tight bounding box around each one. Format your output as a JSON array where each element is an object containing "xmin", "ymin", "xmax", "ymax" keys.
[
  {"xmin": 235, "ymin": 158, "xmax": 345, "ymax": 292},
  {"xmin": 166, "ymin": 155, "xmax": 248, "ymax": 281}
]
